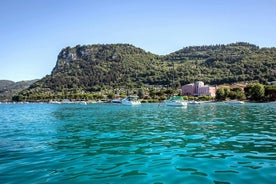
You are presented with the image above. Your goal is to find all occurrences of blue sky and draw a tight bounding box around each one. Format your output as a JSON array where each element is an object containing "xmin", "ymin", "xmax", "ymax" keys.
[{"xmin": 0, "ymin": 0, "xmax": 276, "ymax": 81}]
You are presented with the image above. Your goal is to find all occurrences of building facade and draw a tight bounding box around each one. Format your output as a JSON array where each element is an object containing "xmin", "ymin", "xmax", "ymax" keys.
[
  {"xmin": 181, "ymin": 83, "xmax": 194, "ymax": 96},
  {"xmin": 182, "ymin": 81, "xmax": 217, "ymax": 97}
]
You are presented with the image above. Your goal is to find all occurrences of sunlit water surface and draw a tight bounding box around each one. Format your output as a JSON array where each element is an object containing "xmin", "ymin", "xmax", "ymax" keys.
[{"xmin": 0, "ymin": 103, "xmax": 275, "ymax": 183}]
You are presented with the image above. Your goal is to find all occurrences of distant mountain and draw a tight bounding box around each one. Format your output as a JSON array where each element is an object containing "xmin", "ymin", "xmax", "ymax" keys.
[
  {"xmin": 15, "ymin": 42, "xmax": 276, "ymax": 101},
  {"xmin": 0, "ymin": 80, "xmax": 38, "ymax": 101},
  {"xmin": 0, "ymin": 80, "xmax": 15, "ymax": 89}
]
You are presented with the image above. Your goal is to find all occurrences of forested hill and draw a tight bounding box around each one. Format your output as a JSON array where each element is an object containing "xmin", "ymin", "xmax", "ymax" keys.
[
  {"xmin": 0, "ymin": 80, "xmax": 38, "ymax": 101},
  {"xmin": 17, "ymin": 42, "xmax": 276, "ymax": 98},
  {"xmin": 29, "ymin": 44, "xmax": 165, "ymax": 92},
  {"xmin": 165, "ymin": 42, "xmax": 276, "ymax": 84}
]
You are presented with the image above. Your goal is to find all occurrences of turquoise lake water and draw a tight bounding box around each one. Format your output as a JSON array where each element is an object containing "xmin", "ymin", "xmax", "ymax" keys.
[{"xmin": 0, "ymin": 103, "xmax": 275, "ymax": 184}]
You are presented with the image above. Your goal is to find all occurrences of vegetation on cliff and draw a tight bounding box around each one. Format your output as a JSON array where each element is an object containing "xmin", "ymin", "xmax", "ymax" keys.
[{"xmin": 13, "ymin": 42, "xmax": 276, "ymax": 102}]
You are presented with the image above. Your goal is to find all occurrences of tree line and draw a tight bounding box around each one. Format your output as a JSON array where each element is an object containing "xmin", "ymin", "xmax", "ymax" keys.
[
  {"xmin": 12, "ymin": 83, "xmax": 276, "ymax": 102},
  {"xmin": 215, "ymin": 83, "xmax": 276, "ymax": 102}
]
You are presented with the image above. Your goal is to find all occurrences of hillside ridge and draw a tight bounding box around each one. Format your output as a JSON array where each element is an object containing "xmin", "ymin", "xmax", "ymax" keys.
[
  {"xmin": 0, "ymin": 79, "xmax": 38, "ymax": 101},
  {"xmin": 13, "ymin": 42, "xmax": 276, "ymax": 101}
]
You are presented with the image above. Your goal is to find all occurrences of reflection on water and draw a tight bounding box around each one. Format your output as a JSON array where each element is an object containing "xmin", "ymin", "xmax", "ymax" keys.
[{"xmin": 0, "ymin": 103, "xmax": 275, "ymax": 183}]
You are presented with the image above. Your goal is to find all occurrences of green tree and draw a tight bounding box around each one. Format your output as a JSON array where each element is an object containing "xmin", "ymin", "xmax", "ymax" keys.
[
  {"xmin": 198, "ymin": 95, "xmax": 212, "ymax": 101},
  {"xmin": 107, "ymin": 92, "xmax": 115, "ymax": 99},
  {"xmin": 265, "ymin": 85, "xmax": 276, "ymax": 101},
  {"xmin": 138, "ymin": 88, "xmax": 144, "ymax": 99},
  {"xmin": 224, "ymin": 88, "xmax": 230, "ymax": 97},
  {"xmin": 12, "ymin": 94, "xmax": 24, "ymax": 102},
  {"xmin": 183, "ymin": 96, "xmax": 189, "ymax": 100},
  {"xmin": 244, "ymin": 83, "xmax": 265, "ymax": 101},
  {"xmin": 164, "ymin": 88, "xmax": 174, "ymax": 96},
  {"xmin": 86, "ymin": 93, "xmax": 94, "ymax": 100},
  {"xmin": 229, "ymin": 88, "xmax": 246, "ymax": 100},
  {"xmin": 149, "ymin": 89, "xmax": 157, "ymax": 98},
  {"xmin": 216, "ymin": 88, "xmax": 226, "ymax": 101}
]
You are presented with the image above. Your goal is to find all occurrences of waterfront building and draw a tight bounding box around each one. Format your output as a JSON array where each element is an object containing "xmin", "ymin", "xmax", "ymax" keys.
[{"xmin": 182, "ymin": 81, "xmax": 217, "ymax": 97}]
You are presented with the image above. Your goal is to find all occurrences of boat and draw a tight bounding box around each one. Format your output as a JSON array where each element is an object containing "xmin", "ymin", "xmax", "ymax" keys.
[
  {"xmin": 165, "ymin": 96, "xmax": 188, "ymax": 106},
  {"xmin": 61, "ymin": 99, "xmax": 72, "ymax": 104},
  {"xmin": 78, "ymin": 101, "xmax": 87, "ymax": 105},
  {"xmin": 111, "ymin": 98, "xmax": 122, "ymax": 103},
  {"xmin": 227, "ymin": 100, "xmax": 245, "ymax": 104},
  {"xmin": 49, "ymin": 100, "xmax": 61, "ymax": 104},
  {"xmin": 188, "ymin": 100, "xmax": 201, "ymax": 105},
  {"xmin": 121, "ymin": 96, "xmax": 141, "ymax": 105},
  {"xmin": 164, "ymin": 61, "xmax": 187, "ymax": 107}
]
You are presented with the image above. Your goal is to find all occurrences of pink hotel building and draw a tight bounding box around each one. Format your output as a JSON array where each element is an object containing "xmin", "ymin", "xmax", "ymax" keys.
[{"xmin": 181, "ymin": 81, "xmax": 217, "ymax": 97}]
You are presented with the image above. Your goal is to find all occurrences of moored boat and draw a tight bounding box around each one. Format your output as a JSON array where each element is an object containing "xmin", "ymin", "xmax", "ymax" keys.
[
  {"xmin": 188, "ymin": 100, "xmax": 201, "ymax": 105},
  {"xmin": 227, "ymin": 100, "xmax": 245, "ymax": 104},
  {"xmin": 122, "ymin": 96, "xmax": 141, "ymax": 105},
  {"xmin": 78, "ymin": 101, "xmax": 87, "ymax": 105},
  {"xmin": 111, "ymin": 98, "xmax": 122, "ymax": 103},
  {"xmin": 49, "ymin": 100, "xmax": 61, "ymax": 104},
  {"xmin": 165, "ymin": 96, "xmax": 187, "ymax": 106}
]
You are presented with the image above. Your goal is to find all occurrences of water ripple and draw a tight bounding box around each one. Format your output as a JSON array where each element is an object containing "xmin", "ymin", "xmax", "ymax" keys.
[{"xmin": 0, "ymin": 103, "xmax": 275, "ymax": 183}]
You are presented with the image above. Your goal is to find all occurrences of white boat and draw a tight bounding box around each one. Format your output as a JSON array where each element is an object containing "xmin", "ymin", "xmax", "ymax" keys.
[
  {"xmin": 49, "ymin": 100, "xmax": 61, "ymax": 104},
  {"xmin": 188, "ymin": 101, "xmax": 201, "ymax": 105},
  {"xmin": 122, "ymin": 96, "xmax": 141, "ymax": 105},
  {"xmin": 61, "ymin": 99, "xmax": 72, "ymax": 104},
  {"xmin": 228, "ymin": 100, "xmax": 245, "ymax": 104},
  {"xmin": 165, "ymin": 96, "xmax": 187, "ymax": 106},
  {"xmin": 111, "ymin": 98, "xmax": 122, "ymax": 103},
  {"xmin": 78, "ymin": 101, "xmax": 87, "ymax": 105}
]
